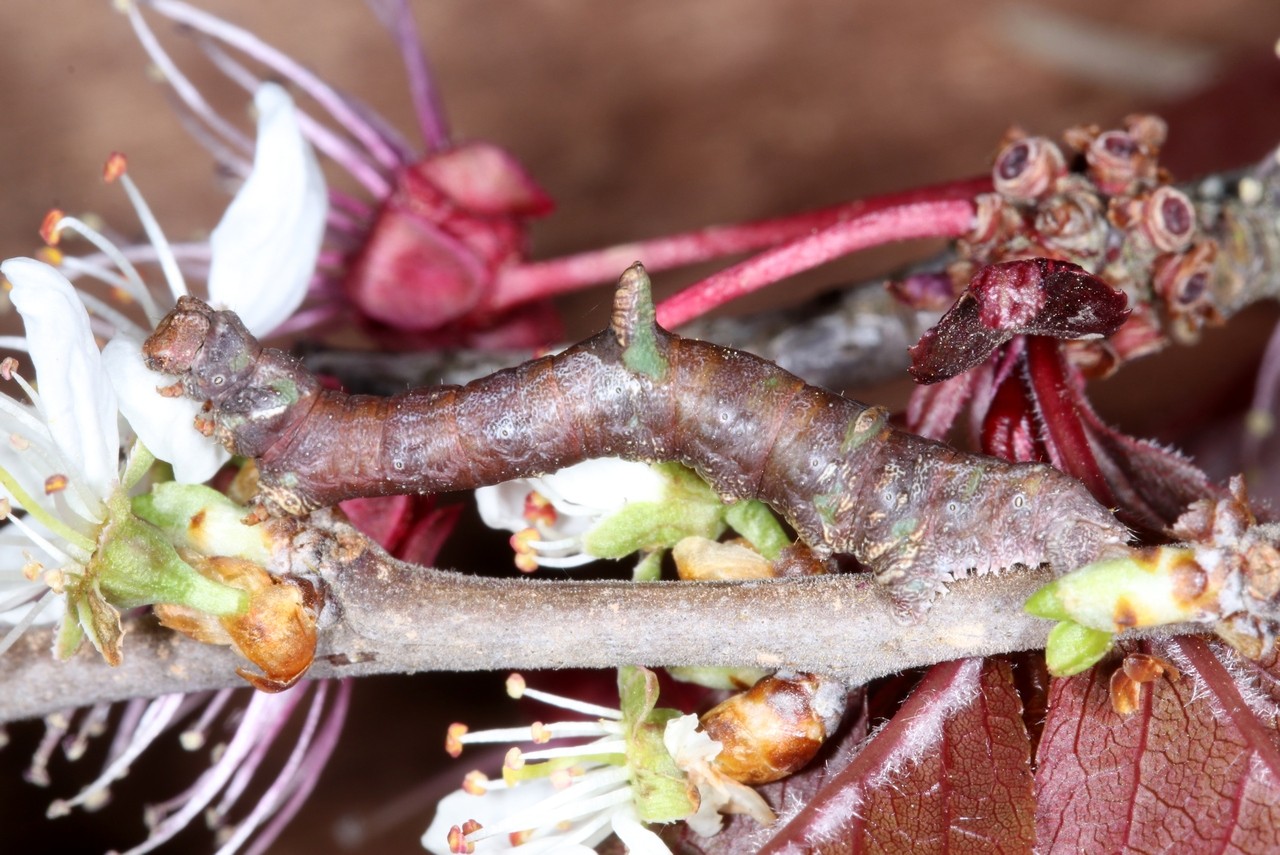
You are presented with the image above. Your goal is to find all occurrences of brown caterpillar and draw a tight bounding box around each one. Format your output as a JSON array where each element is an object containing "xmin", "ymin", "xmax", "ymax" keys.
[{"xmin": 144, "ymin": 263, "xmax": 1127, "ymax": 616}]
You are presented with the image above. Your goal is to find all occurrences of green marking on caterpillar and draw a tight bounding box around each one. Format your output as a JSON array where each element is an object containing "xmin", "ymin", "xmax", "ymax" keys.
[
  {"xmin": 814, "ymin": 492, "xmax": 841, "ymax": 527},
  {"xmin": 616, "ymin": 265, "xmax": 669, "ymax": 380},
  {"xmin": 268, "ymin": 377, "xmax": 302, "ymax": 405},
  {"xmin": 890, "ymin": 516, "xmax": 919, "ymax": 540},
  {"xmin": 963, "ymin": 465, "xmax": 985, "ymax": 499},
  {"xmin": 840, "ymin": 406, "xmax": 889, "ymax": 454}
]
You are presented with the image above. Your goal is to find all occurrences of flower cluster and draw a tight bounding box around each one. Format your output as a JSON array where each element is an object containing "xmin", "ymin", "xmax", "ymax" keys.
[
  {"xmin": 426, "ymin": 669, "xmax": 773, "ymax": 854},
  {"xmin": 0, "ymin": 79, "xmax": 324, "ymax": 661},
  {"xmin": 1, "ymin": 77, "xmax": 336, "ymax": 854},
  {"xmin": 476, "ymin": 459, "xmax": 791, "ymax": 580}
]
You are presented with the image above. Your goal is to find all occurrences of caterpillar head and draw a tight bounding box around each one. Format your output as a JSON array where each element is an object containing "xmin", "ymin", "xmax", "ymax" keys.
[
  {"xmin": 145, "ymin": 296, "xmax": 264, "ymax": 404},
  {"xmin": 1037, "ymin": 474, "xmax": 1131, "ymax": 573}
]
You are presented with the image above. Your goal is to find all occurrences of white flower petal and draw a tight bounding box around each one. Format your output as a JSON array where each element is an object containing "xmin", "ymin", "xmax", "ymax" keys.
[
  {"xmin": 663, "ymin": 714, "xmax": 721, "ymax": 766},
  {"xmin": 610, "ymin": 805, "xmax": 672, "ymax": 854},
  {"xmin": 0, "ymin": 512, "xmax": 74, "ymax": 635},
  {"xmin": 102, "ymin": 337, "xmax": 229, "ymax": 483},
  {"xmin": 207, "ymin": 82, "xmax": 327, "ymax": 337},
  {"xmin": 2, "ymin": 258, "xmax": 119, "ymax": 499},
  {"xmin": 0, "ymin": 585, "xmax": 62, "ymax": 628},
  {"xmin": 476, "ymin": 459, "xmax": 667, "ymax": 546},
  {"xmin": 538, "ymin": 459, "xmax": 666, "ymax": 514},
  {"xmin": 422, "ymin": 783, "xmax": 578, "ymax": 854},
  {"xmin": 475, "ymin": 480, "xmax": 535, "ymax": 533}
]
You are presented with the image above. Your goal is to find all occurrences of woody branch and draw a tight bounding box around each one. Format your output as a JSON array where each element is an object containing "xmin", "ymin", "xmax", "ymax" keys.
[{"xmin": 0, "ymin": 510, "xmax": 1196, "ymax": 725}]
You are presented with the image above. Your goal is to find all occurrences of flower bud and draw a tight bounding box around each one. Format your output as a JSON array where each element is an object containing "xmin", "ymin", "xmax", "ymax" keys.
[
  {"xmin": 1153, "ymin": 241, "xmax": 1219, "ymax": 343},
  {"xmin": 699, "ymin": 673, "xmax": 846, "ymax": 785},
  {"xmin": 155, "ymin": 555, "xmax": 319, "ymax": 692},
  {"xmin": 673, "ymin": 536, "xmax": 774, "ymax": 581}
]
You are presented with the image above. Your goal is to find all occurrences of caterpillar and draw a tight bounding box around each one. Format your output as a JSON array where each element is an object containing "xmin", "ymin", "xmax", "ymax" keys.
[{"xmin": 144, "ymin": 263, "xmax": 1128, "ymax": 617}]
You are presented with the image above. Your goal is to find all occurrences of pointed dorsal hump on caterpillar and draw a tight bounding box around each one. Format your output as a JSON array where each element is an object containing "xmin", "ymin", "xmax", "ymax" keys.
[{"xmin": 611, "ymin": 262, "xmax": 670, "ymax": 380}]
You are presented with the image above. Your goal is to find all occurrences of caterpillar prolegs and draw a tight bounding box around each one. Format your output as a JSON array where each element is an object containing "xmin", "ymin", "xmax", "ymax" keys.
[{"xmin": 144, "ymin": 263, "xmax": 1128, "ymax": 616}]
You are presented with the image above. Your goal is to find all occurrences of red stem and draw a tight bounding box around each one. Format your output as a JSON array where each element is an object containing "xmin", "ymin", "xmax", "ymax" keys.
[
  {"xmin": 1023, "ymin": 336, "xmax": 1117, "ymax": 508},
  {"xmin": 488, "ymin": 176, "xmax": 990, "ymax": 312},
  {"xmin": 654, "ymin": 198, "xmax": 976, "ymax": 328}
]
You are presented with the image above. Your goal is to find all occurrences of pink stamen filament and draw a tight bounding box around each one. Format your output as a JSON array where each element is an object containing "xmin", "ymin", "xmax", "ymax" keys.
[
  {"xmin": 125, "ymin": 690, "xmax": 297, "ymax": 855},
  {"xmin": 240, "ymin": 680, "xmax": 352, "ymax": 855},
  {"xmin": 48, "ymin": 693, "xmax": 186, "ymax": 817},
  {"xmin": 65, "ymin": 702, "xmax": 113, "ymax": 762},
  {"xmin": 211, "ymin": 682, "xmax": 330, "ymax": 855},
  {"xmin": 146, "ymin": 0, "xmax": 403, "ymax": 172},
  {"xmin": 656, "ymin": 197, "xmax": 977, "ymax": 328},
  {"xmin": 194, "ymin": 37, "xmax": 394, "ymax": 199},
  {"xmin": 368, "ymin": 0, "xmax": 451, "ymax": 151},
  {"xmin": 123, "ymin": 2, "xmax": 255, "ymax": 161},
  {"xmin": 489, "ymin": 178, "xmax": 988, "ymax": 313},
  {"xmin": 180, "ymin": 688, "xmax": 236, "ymax": 751}
]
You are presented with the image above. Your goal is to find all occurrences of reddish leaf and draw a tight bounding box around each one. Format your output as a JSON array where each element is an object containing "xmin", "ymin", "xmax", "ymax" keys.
[
  {"xmin": 909, "ymin": 259, "xmax": 1129, "ymax": 383},
  {"xmin": 1036, "ymin": 636, "xmax": 1280, "ymax": 853},
  {"xmin": 685, "ymin": 659, "xmax": 1034, "ymax": 854}
]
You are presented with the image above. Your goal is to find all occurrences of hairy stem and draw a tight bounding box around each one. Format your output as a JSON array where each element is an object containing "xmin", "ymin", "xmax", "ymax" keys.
[{"xmin": 0, "ymin": 510, "xmax": 1196, "ymax": 725}]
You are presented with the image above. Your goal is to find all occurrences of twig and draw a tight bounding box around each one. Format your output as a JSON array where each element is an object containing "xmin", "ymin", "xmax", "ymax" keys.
[{"xmin": 0, "ymin": 510, "xmax": 1196, "ymax": 725}]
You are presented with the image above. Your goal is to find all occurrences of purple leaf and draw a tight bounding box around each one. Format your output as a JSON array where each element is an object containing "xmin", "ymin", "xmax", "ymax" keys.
[
  {"xmin": 1036, "ymin": 637, "xmax": 1280, "ymax": 853},
  {"xmin": 909, "ymin": 258, "xmax": 1129, "ymax": 383},
  {"xmin": 675, "ymin": 659, "xmax": 1035, "ymax": 854}
]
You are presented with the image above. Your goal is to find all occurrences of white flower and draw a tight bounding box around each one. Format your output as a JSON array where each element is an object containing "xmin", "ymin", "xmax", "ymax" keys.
[
  {"xmin": 44, "ymin": 81, "xmax": 326, "ymax": 484},
  {"xmin": 476, "ymin": 459, "xmax": 667, "ymax": 570},
  {"xmin": 0, "ymin": 256, "xmax": 247, "ymax": 663},
  {"xmin": 0, "ymin": 258, "xmax": 126, "ymax": 654},
  {"xmin": 101, "ymin": 337, "xmax": 226, "ymax": 484},
  {"xmin": 424, "ymin": 671, "xmax": 725, "ymax": 855}
]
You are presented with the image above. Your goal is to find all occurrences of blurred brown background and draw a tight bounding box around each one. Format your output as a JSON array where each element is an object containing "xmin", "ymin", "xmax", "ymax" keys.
[{"xmin": 3, "ymin": 1, "xmax": 1280, "ymax": 852}]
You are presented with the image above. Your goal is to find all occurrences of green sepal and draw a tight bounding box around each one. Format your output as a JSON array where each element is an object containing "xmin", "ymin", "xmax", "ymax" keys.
[
  {"xmin": 119, "ymin": 440, "xmax": 156, "ymax": 491},
  {"xmin": 92, "ymin": 506, "xmax": 246, "ymax": 617},
  {"xmin": 633, "ymin": 550, "xmax": 664, "ymax": 582},
  {"xmin": 666, "ymin": 665, "xmax": 772, "ymax": 691},
  {"xmin": 618, "ymin": 666, "xmax": 697, "ymax": 824},
  {"xmin": 724, "ymin": 500, "xmax": 789, "ymax": 560},
  {"xmin": 132, "ymin": 482, "xmax": 272, "ymax": 565},
  {"xmin": 54, "ymin": 605, "xmax": 86, "ymax": 661},
  {"xmin": 56, "ymin": 581, "xmax": 125, "ymax": 665},
  {"xmin": 1045, "ymin": 620, "xmax": 1114, "ymax": 677},
  {"xmin": 583, "ymin": 463, "xmax": 726, "ymax": 559},
  {"xmin": 619, "ymin": 665, "xmax": 662, "ymax": 734}
]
